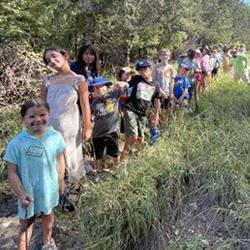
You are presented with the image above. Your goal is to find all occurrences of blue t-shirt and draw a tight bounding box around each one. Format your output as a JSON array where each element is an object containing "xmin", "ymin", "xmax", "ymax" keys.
[
  {"xmin": 3, "ymin": 128, "xmax": 65, "ymax": 219},
  {"xmin": 174, "ymin": 76, "xmax": 191, "ymax": 99}
]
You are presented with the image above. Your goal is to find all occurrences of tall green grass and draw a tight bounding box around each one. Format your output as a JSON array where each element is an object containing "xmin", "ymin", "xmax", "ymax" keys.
[
  {"xmin": 72, "ymin": 75, "xmax": 250, "ymax": 249},
  {"xmin": 1, "ymin": 73, "xmax": 250, "ymax": 249}
]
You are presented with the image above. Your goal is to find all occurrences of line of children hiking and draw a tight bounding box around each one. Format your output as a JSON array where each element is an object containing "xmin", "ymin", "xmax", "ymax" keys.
[{"xmin": 3, "ymin": 43, "xmax": 249, "ymax": 249}]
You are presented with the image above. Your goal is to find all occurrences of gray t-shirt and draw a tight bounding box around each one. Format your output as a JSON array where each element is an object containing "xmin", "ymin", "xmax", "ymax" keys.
[{"xmin": 91, "ymin": 88, "xmax": 122, "ymax": 138}]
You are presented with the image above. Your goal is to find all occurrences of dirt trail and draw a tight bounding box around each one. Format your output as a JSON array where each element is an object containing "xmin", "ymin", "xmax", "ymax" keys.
[{"xmin": 0, "ymin": 195, "xmax": 85, "ymax": 250}]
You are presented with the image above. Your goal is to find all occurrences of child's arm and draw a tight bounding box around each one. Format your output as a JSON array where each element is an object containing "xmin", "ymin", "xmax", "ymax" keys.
[
  {"xmin": 57, "ymin": 151, "xmax": 65, "ymax": 195},
  {"xmin": 169, "ymin": 68, "xmax": 175, "ymax": 99},
  {"xmin": 160, "ymin": 88, "xmax": 168, "ymax": 99},
  {"xmin": 41, "ymin": 81, "xmax": 48, "ymax": 101},
  {"xmin": 116, "ymin": 81, "xmax": 129, "ymax": 93},
  {"xmin": 151, "ymin": 65, "xmax": 157, "ymax": 81},
  {"xmin": 118, "ymin": 103, "xmax": 124, "ymax": 119},
  {"xmin": 176, "ymin": 89, "xmax": 188, "ymax": 104},
  {"xmin": 245, "ymin": 57, "xmax": 248, "ymax": 68},
  {"xmin": 151, "ymin": 98, "xmax": 160, "ymax": 128},
  {"xmin": 7, "ymin": 162, "xmax": 33, "ymax": 210},
  {"xmin": 78, "ymin": 77, "xmax": 91, "ymax": 143}
]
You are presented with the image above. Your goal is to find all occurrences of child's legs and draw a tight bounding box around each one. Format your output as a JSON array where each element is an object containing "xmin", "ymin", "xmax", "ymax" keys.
[
  {"xmin": 136, "ymin": 137, "xmax": 143, "ymax": 153},
  {"xmin": 161, "ymin": 98, "xmax": 170, "ymax": 127},
  {"xmin": 92, "ymin": 137, "xmax": 105, "ymax": 171},
  {"xmin": 105, "ymin": 132, "xmax": 120, "ymax": 166},
  {"xmin": 41, "ymin": 210, "xmax": 54, "ymax": 244},
  {"xmin": 196, "ymin": 80, "xmax": 201, "ymax": 93},
  {"xmin": 95, "ymin": 159, "xmax": 102, "ymax": 171},
  {"xmin": 121, "ymin": 135, "xmax": 137, "ymax": 162},
  {"xmin": 18, "ymin": 215, "xmax": 36, "ymax": 250},
  {"xmin": 121, "ymin": 108, "xmax": 139, "ymax": 161}
]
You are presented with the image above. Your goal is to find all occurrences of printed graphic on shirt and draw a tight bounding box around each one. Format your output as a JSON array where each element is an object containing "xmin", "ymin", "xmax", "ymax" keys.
[
  {"xmin": 26, "ymin": 146, "xmax": 44, "ymax": 157},
  {"xmin": 95, "ymin": 99, "xmax": 114, "ymax": 116},
  {"xmin": 96, "ymin": 102, "xmax": 107, "ymax": 116},
  {"xmin": 106, "ymin": 100, "xmax": 114, "ymax": 113},
  {"xmin": 165, "ymin": 72, "xmax": 170, "ymax": 78},
  {"xmin": 136, "ymin": 82, "xmax": 155, "ymax": 101}
]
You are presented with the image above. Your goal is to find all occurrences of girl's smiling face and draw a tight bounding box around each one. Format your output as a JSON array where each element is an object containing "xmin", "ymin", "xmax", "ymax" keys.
[
  {"xmin": 82, "ymin": 48, "xmax": 95, "ymax": 66},
  {"xmin": 22, "ymin": 107, "xmax": 50, "ymax": 135},
  {"xmin": 44, "ymin": 50, "xmax": 68, "ymax": 70}
]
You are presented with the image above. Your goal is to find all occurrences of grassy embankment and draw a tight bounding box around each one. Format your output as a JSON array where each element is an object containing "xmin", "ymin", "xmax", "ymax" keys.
[{"xmin": 1, "ymin": 68, "xmax": 250, "ymax": 249}]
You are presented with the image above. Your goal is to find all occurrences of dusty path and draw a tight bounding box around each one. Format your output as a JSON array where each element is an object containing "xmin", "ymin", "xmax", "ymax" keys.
[{"xmin": 0, "ymin": 194, "xmax": 85, "ymax": 250}]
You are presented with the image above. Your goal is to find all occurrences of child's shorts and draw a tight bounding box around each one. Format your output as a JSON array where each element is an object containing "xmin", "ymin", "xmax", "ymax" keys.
[
  {"xmin": 196, "ymin": 73, "xmax": 202, "ymax": 81},
  {"xmin": 212, "ymin": 68, "xmax": 218, "ymax": 74},
  {"xmin": 92, "ymin": 132, "xmax": 119, "ymax": 160},
  {"xmin": 188, "ymin": 82, "xmax": 195, "ymax": 93},
  {"xmin": 161, "ymin": 97, "xmax": 172, "ymax": 110},
  {"xmin": 123, "ymin": 108, "xmax": 147, "ymax": 138}
]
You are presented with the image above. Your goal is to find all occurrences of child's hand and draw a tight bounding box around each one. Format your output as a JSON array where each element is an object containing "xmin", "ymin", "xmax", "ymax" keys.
[
  {"xmin": 151, "ymin": 117, "xmax": 159, "ymax": 128},
  {"xmin": 20, "ymin": 195, "xmax": 33, "ymax": 211},
  {"xmin": 177, "ymin": 98, "xmax": 182, "ymax": 104},
  {"xmin": 59, "ymin": 180, "xmax": 65, "ymax": 195},
  {"xmin": 115, "ymin": 81, "xmax": 124, "ymax": 88},
  {"xmin": 82, "ymin": 127, "xmax": 91, "ymax": 143}
]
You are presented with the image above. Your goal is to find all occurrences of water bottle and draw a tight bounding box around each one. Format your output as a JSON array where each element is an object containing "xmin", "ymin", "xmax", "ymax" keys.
[{"xmin": 149, "ymin": 126, "xmax": 159, "ymax": 146}]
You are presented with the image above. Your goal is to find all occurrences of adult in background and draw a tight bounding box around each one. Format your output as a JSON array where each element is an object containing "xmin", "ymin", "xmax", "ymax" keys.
[{"xmin": 230, "ymin": 49, "xmax": 250, "ymax": 85}]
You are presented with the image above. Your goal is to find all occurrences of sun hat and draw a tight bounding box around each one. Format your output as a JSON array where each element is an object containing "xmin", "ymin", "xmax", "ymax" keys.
[
  {"xmin": 202, "ymin": 45, "xmax": 209, "ymax": 50},
  {"xmin": 116, "ymin": 67, "xmax": 135, "ymax": 81},
  {"xmin": 195, "ymin": 49, "xmax": 201, "ymax": 54},
  {"xmin": 180, "ymin": 51, "xmax": 188, "ymax": 57},
  {"xmin": 135, "ymin": 59, "xmax": 151, "ymax": 70},
  {"xmin": 88, "ymin": 77, "xmax": 112, "ymax": 91},
  {"xmin": 179, "ymin": 64, "xmax": 189, "ymax": 70}
]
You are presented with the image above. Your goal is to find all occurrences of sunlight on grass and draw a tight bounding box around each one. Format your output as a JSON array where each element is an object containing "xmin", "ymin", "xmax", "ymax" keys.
[{"xmin": 1, "ymin": 74, "xmax": 250, "ymax": 249}]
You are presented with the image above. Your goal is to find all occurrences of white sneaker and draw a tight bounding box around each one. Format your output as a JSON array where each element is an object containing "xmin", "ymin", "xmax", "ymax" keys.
[
  {"xmin": 41, "ymin": 238, "xmax": 57, "ymax": 250},
  {"xmin": 185, "ymin": 107, "xmax": 190, "ymax": 113},
  {"xmin": 188, "ymin": 108, "xmax": 193, "ymax": 113}
]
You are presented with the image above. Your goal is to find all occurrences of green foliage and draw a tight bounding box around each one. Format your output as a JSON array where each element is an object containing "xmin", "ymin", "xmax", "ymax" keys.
[{"xmin": 2, "ymin": 0, "xmax": 250, "ymax": 68}]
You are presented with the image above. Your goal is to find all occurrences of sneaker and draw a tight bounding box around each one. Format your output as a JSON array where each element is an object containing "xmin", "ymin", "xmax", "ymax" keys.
[
  {"xmin": 185, "ymin": 107, "xmax": 190, "ymax": 113},
  {"xmin": 188, "ymin": 108, "xmax": 193, "ymax": 114},
  {"xmin": 41, "ymin": 237, "xmax": 57, "ymax": 250}
]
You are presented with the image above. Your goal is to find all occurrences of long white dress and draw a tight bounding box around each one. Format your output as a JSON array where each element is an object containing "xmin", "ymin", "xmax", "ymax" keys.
[{"xmin": 44, "ymin": 75, "xmax": 85, "ymax": 183}]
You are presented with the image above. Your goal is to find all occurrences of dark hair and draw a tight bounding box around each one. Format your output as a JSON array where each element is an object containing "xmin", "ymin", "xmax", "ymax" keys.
[
  {"xmin": 43, "ymin": 46, "xmax": 68, "ymax": 65},
  {"xmin": 223, "ymin": 46, "xmax": 229, "ymax": 53},
  {"xmin": 187, "ymin": 49, "xmax": 196, "ymax": 59},
  {"xmin": 74, "ymin": 44, "xmax": 98, "ymax": 77},
  {"xmin": 21, "ymin": 98, "xmax": 50, "ymax": 117}
]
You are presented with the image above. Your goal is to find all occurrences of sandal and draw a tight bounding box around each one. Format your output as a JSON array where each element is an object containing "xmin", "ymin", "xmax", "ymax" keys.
[{"xmin": 61, "ymin": 189, "xmax": 80, "ymax": 212}]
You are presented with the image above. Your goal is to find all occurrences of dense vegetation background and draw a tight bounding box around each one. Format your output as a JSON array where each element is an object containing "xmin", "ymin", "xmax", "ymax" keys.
[
  {"xmin": 1, "ymin": 0, "xmax": 250, "ymax": 69},
  {"xmin": 1, "ymin": 1, "xmax": 250, "ymax": 249}
]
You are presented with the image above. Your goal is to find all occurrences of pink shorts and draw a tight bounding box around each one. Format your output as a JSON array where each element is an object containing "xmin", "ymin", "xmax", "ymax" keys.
[{"xmin": 196, "ymin": 73, "xmax": 202, "ymax": 81}]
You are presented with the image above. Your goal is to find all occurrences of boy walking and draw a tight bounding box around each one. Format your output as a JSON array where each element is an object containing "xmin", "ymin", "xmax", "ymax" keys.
[
  {"xmin": 121, "ymin": 59, "xmax": 161, "ymax": 161},
  {"xmin": 152, "ymin": 49, "xmax": 174, "ymax": 130}
]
